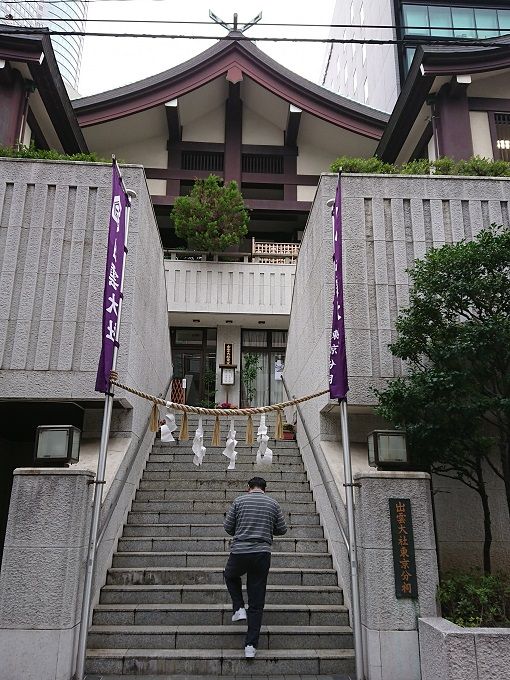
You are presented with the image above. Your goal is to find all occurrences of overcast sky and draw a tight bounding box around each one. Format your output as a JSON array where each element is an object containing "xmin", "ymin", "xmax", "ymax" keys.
[{"xmin": 79, "ymin": 0, "xmax": 336, "ymax": 95}]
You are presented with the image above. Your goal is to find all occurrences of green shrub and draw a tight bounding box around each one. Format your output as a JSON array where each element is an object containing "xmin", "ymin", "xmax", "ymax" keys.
[
  {"xmin": 330, "ymin": 156, "xmax": 395, "ymax": 174},
  {"xmin": 330, "ymin": 155, "xmax": 510, "ymax": 177},
  {"xmin": 438, "ymin": 571, "xmax": 510, "ymax": 627},
  {"xmin": 172, "ymin": 175, "xmax": 249, "ymax": 252},
  {"xmin": 0, "ymin": 144, "xmax": 108, "ymax": 163}
]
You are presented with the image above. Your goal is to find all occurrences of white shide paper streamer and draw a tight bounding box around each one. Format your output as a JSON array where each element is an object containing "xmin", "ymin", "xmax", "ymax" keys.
[
  {"xmin": 255, "ymin": 414, "xmax": 273, "ymax": 466},
  {"xmin": 222, "ymin": 417, "xmax": 238, "ymax": 470},
  {"xmin": 161, "ymin": 410, "xmax": 177, "ymax": 442},
  {"xmin": 192, "ymin": 416, "xmax": 206, "ymax": 466}
]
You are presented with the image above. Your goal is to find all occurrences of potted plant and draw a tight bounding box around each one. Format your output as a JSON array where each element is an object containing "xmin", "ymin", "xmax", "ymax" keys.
[
  {"xmin": 242, "ymin": 353, "xmax": 260, "ymax": 406},
  {"xmin": 283, "ymin": 423, "xmax": 295, "ymax": 440},
  {"xmin": 172, "ymin": 174, "xmax": 249, "ymax": 252}
]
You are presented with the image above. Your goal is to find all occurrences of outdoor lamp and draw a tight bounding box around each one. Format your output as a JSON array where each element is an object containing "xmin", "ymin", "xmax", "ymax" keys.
[
  {"xmin": 34, "ymin": 425, "xmax": 81, "ymax": 466},
  {"xmin": 367, "ymin": 430, "xmax": 409, "ymax": 470}
]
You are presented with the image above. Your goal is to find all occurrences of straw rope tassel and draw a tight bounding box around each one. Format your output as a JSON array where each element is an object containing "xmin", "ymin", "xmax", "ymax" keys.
[
  {"xmin": 149, "ymin": 402, "xmax": 160, "ymax": 432},
  {"xmin": 246, "ymin": 414, "xmax": 254, "ymax": 445},
  {"xmin": 275, "ymin": 409, "xmax": 284, "ymax": 440},
  {"xmin": 179, "ymin": 411, "xmax": 189, "ymax": 441},
  {"xmin": 211, "ymin": 415, "xmax": 221, "ymax": 446}
]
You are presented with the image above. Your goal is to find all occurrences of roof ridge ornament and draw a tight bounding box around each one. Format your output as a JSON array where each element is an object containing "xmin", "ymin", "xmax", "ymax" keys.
[{"xmin": 208, "ymin": 10, "xmax": 262, "ymax": 34}]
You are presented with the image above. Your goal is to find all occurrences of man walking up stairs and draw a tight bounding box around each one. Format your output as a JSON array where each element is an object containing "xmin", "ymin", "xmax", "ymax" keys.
[{"xmin": 85, "ymin": 416, "xmax": 355, "ymax": 677}]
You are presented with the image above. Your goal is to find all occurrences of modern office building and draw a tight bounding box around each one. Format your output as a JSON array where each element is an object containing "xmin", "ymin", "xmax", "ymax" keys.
[
  {"xmin": 323, "ymin": 0, "xmax": 510, "ymax": 113},
  {"xmin": 0, "ymin": 0, "xmax": 87, "ymax": 89}
]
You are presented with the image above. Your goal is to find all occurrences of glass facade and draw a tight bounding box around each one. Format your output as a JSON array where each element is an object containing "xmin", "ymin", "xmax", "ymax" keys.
[
  {"xmin": 402, "ymin": 4, "xmax": 510, "ymax": 71},
  {"xmin": 0, "ymin": 1, "xmax": 88, "ymax": 89}
]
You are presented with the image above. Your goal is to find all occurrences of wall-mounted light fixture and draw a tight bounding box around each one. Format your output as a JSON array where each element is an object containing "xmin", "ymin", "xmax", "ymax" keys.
[
  {"xmin": 34, "ymin": 425, "xmax": 81, "ymax": 466},
  {"xmin": 367, "ymin": 430, "xmax": 409, "ymax": 470}
]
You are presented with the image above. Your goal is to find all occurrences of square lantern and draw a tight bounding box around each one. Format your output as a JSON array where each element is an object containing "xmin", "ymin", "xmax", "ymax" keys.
[
  {"xmin": 367, "ymin": 430, "xmax": 409, "ymax": 470},
  {"xmin": 34, "ymin": 425, "xmax": 81, "ymax": 466}
]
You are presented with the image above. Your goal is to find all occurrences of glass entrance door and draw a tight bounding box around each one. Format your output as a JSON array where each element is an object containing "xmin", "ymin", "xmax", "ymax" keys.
[
  {"xmin": 171, "ymin": 328, "xmax": 217, "ymax": 406},
  {"xmin": 241, "ymin": 330, "xmax": 287, "ymax": 407}
]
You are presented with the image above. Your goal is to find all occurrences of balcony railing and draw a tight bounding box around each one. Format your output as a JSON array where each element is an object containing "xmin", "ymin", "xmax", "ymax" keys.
[
  {"xmin": 163, "ymin": 240, "xmax": 300, "ymax": 265},
  {"xmin": 164, "ymin": 258, "xmax": 295, "ymax": 316}
]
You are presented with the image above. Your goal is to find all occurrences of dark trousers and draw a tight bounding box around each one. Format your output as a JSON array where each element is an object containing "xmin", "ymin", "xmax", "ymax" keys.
[{"xmin": 224, "ymin": 551, "xmax": 271, "ymax": 647}]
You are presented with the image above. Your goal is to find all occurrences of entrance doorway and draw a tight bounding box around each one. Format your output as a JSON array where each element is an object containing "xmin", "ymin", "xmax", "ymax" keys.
[
  {"xmin": 240, "ymin": 330, "xmax": 287, "ymax": 407},
  {"xmin": 171, "ymin": 328, "xmax": 217, "ymax": 406}
]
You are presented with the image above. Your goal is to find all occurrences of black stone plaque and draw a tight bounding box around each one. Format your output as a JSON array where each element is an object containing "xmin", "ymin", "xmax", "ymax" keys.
[{"xmin": 389, "ymin": 498, "xmax": 418, "ymax": 599}]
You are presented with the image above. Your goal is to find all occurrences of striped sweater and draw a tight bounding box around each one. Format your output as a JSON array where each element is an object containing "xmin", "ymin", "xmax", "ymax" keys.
[{"xmin": 223, "ymin": 490, "xmax": 288, "ymax": 553}]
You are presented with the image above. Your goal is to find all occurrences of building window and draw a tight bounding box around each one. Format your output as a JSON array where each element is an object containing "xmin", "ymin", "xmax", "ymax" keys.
[
  {"xmin": 402, "ymin": 4, "xmax": 510, "ymax": 41},
  {"xmin": 242, "ymin": 154, "xmax": 284, "ymax": 174},
  {"xmin": 241, "ymin": 330, "xmax": 288, "ymax": 406},
  {"xmin": 494, "ymin": 113, "xmax": 510, "ymax": 161},
  {"xmin": 181, "ymin": 150, "xmax": 224, "ymax": 172}
]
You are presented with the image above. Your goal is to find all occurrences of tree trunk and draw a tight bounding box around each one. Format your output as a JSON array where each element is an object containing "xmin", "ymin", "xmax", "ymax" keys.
[
  {"xmin": 499, "ymin": 436, "xmax": 510, "ymax": 523},
  {"xmin": 476, "ymin": 460, "xmax": 492, "ymax": 574}
]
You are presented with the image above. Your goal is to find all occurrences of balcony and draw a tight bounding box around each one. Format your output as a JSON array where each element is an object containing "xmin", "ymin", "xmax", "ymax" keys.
[{"xmin": 164, "ymin": 244, "xmax": 296, "ymax": 317}]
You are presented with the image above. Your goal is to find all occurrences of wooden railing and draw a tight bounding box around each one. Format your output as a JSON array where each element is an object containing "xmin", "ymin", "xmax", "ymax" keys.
[{"xmin": 164, "ymin": 240, "xmax": 300, "ymax": 264}]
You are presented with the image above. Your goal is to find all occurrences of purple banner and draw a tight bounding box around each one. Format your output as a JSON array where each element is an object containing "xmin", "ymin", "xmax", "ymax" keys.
[
  {"xmin": 95, "ymin": 161, "xmax": 130, "ymax": 393},
  {"xmin": 329, "ymin": 176, "xmax": 349, "ymax": 400}
]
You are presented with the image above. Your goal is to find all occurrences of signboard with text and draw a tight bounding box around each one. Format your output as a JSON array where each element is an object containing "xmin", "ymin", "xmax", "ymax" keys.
[{"xmin": 389, "ymin": 498, "xmax": 419, "ymax": 599}]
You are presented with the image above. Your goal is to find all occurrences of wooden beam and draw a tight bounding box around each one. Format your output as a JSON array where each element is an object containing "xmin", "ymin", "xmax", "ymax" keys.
[
  {"xmin": 165, "ymin": 99, "xmax": 181, "ymax": 142},
  {"xmin": 152, "ymin": 195, "xmax": 311, "ymax": 212},
  {"xmin": 285, "ymin": 104, "xmax": 302, "ymax": 147},
  {"xmin": 224, "ymin": 82, "xmax": 242, "ymax": 186},
  {"xmin": 146, "ymin": 166, "xmax": 318, "ymax": 186}
]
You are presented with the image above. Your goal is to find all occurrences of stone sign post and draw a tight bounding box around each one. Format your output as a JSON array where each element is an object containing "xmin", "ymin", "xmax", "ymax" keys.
[{"xmin": 354, "ymin": 470, "xmax": 439, "ymax": 680}]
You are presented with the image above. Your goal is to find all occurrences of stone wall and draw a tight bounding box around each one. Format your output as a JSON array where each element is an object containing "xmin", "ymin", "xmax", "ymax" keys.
[
  {"xmin": 419, "ymin": 617, "xmax": 510, "ymax": 680},
  {"xmin": 284, "ymin": 172, "xmax": 510, "ymax": 574},
  {"xmin": 0, "ymin": 158, "xmax": 172, "ymax": 677}
]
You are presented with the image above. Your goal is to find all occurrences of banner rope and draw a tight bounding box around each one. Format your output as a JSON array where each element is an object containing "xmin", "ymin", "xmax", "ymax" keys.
[{"xmin": 109, "ymin": 371, "xmax": 328, "ymax": 416}]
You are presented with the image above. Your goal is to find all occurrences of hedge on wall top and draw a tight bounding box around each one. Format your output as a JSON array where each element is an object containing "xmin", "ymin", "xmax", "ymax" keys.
[
  {"xmin": 330, "ymin": 155, "xmax": 510, "ymax": 177},
  {"xmin": 0, "ymin": 144, "xmax": 108, "ymax": 163},
  {"xmin": 172, "ymin": 174, "xmax": 249, "ymax": 252}
]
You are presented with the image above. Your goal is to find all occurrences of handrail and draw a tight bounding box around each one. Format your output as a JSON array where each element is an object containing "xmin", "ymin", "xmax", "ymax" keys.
[
  {"xmin": 96, "ymin": 374, "xmax": 173, "ymax": 548},
  {"xmin": 281, "ymin": 376, "xmax": 350, "ymax": 553}
]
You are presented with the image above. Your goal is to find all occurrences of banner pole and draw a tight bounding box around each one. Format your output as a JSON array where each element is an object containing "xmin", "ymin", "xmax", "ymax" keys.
[
  {"xmin": 328, "ymin": 180, "xmax": 364, "ymax": 680},
  {"xmin": 75, "ymin": 175, "xmax": 136, "ymax": 680},
  {"xmin": 339, "ymin": 398, "xmax": 364, "ymax": 680}
]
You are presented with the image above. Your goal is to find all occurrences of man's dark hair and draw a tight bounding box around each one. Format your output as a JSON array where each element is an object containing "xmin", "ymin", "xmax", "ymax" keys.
[{"xmin": 248, "ymin": 476, "xmax": 266, "ymax": 491}]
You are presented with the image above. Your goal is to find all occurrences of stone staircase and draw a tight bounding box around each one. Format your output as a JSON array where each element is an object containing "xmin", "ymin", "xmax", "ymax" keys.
[{"xmin": 85, "ymin": 417, "xmax": 355, "ymax": 677}]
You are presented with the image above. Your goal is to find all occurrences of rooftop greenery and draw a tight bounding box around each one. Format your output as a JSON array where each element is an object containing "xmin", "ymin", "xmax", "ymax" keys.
[
  {"xmin": 330, "ymin": 155, "xmax": 510, "ymax": 177},
  {"xmin": 0, "ymin": 145, "xmax": 108, "ymax": 163}
]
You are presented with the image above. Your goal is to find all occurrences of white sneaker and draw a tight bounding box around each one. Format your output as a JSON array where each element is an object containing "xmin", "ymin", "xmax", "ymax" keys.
[
  {"xmin": 244, "ymin": 644, "xmax": 256, "ymax": 658},
  {"xmin": 232, "ymin": 607, "xmax": 247, "ymax": 622}
]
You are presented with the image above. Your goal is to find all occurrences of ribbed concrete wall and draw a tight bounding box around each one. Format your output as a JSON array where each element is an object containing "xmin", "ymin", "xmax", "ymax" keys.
[
  {"xmin": 285, "ymin": 172, "xmax": 510, "ymax": 575},
  {"xmin": 286, "ymin": 173, "xmax": 510, "ymax": 409},
  {"xmin": 0, "ymin": 159, "xmax": 171, "ymax": 410}
]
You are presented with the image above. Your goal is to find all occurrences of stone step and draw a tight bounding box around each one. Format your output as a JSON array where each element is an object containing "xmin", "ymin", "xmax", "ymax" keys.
[
  {"xmin": 141, "ymin": 470, "xmax": 308, "ymax": 482},
  {"xmin": 116, "ymin": 537, "xmax": 328, "ymax": 553},
  {"xmin": 122, "ymin": 523, "xmax": 324, "ymax": 538},
  {"xmin": 134, "ymin": 489, "xmax": 313, "ymax": 502},
  {"xmin": 86, "ymin": 674, "xmax": 351, "ymax": 680},
  {"xmin": 138, "ymin": 478, "xmax": 311, "ymax": 491},
  {"xmin": 106, "ymin": 567, "xmax": 338, "ymax": 586},
  {"xmin": 153, "ymin": 440, "xmax": 299, "ymax": 450},
  {"xmin": 126, "ymin": 512, "xmax": 320, "ymax": 526},
  {"xmin": 112, "ymin": 552, "xmax": 332, "ymax": 570},
  {"xmin": 92, "ymin": 603, "xmax": 350, "ymax": 626},
  {"xmin": 144, "ymin": 461, "xmax": 305, "ymax": 472},
  {"xmin": 130, "ymin": 500, "xmax": 316, "ymax": 513},
  {"xmin": 85, "ymin": 647, "xmax": 356, "ymax": 676},
  {"xmin": 149, "ymin": 450, "xmax": 302, "ymax": 463},
  {"xmin": 87, "ymin": 625, "xmax": 353, "ymax": 650},
  {"xmin": 99, "ymin": 584, "xmax": 344, "ymax": 606}
]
